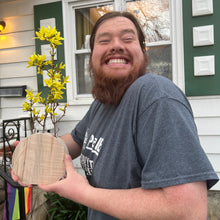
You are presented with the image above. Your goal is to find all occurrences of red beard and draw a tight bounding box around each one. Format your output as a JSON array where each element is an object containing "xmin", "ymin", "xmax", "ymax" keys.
[{"xmin": 90, "ymin": 58, "xmax": 148, "ymax": 106}]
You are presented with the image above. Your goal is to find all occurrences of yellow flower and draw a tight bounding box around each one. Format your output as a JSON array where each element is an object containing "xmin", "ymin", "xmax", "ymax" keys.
[
  {"xmin": 39, "ymin": 115, "xmax": 45, "ymax": 121},
  {"xmin": 45, "ymin": 105, "xmax": 53, "ymax": 114},
  {"xmin": 34, "ymin": 26, "xmax": 64, "ymax": 48},
  {"xmin": 32, "ymin": 107, "xmax": 40, "ymax": 115},
  {"xmin": 63, "ymin": 76, "xmax": 70, "ymax": 84},
  {"xmin": 35, "ymin": 26, "xmax": 46, "ymax": 41},
  {"xmin": 39, "ymin": 97, "xmax": 45, "ymax": 104},
  {"xmin": 59, "ymin": 62, "xmax": 65, "ymax": 70},
  {"xmin": 23, "ymin": 25, "xmax": 68, "ymax": 135},
  {"xmin": 23, "ymin": 101, "xmax": 31, "ymax": 111},
  {"xmin": 27, "ymin": 53, "xmax": 46, "ymax": 70},
  {"xmin": 44, "ymin": 78, "xmax": 53, "ymax": 88},
  {"xmin": 27, "ymin": 53, "xmax": 38, "ymax": 67},
  {"xmin": 26, "ymin": 89, "xmax": 34, "ymax": 100}
]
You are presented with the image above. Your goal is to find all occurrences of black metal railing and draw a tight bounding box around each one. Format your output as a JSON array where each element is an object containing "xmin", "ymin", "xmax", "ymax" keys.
[{"xmin": 0, "ymin": 117, "xmax": 30, "ymax": 220}]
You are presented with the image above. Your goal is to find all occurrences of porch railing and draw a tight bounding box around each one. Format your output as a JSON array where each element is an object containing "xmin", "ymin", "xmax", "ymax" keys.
[{"xmin": 0, "ymin": 117, "xmax": 30, "ymax": 220}]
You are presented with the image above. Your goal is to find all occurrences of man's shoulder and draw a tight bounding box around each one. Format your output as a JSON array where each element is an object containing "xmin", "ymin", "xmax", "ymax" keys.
[
  {"xmin": 126, "ymin": 73, "xmax": 190, "ymax": 110},
  {"xmin": 134, "ymin": 73, "xmax": 174, "ymax": 89},
  {"xmin": 130, "ymin": 73, "xmax": 181, "ymax": 98}
]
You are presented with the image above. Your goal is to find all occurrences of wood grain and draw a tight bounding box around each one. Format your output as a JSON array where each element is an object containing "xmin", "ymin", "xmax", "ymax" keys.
[{"xmin": 12, "ymin": 133, "xmax": 68, "ymax": 185}]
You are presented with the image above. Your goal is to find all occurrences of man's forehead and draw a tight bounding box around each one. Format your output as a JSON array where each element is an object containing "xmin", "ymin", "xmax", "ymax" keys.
[
  {"xmin": 96, "ymin": 17, "xmax": 138, "ymax": 35},
  {"xmin": 96, "ymin": 28, "xmax": 136, "ymax": 38}
]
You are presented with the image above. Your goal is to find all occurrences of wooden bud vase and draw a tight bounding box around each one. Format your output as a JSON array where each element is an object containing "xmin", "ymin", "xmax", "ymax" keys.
[{"xmin": 12, "ymin": 133, "xmax": 68, "ymax": 185}]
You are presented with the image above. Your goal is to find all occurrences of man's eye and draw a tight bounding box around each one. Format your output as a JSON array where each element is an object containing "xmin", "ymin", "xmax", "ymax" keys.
[
  {"xmin": 122, "ymin": 36, "xmax": 134, "ymax": 42},
  {"xmin": 99, "ymin": 39, "xmax": 110, "ymax": 44}
]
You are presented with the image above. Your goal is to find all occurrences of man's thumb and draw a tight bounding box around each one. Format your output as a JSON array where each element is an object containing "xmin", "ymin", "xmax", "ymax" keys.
[{"xmin": 65, "ymin": 154, "xmax": 74, "ymax": 173}]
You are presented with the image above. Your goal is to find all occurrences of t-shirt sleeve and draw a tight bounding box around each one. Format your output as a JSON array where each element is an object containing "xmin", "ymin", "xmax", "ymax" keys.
[
  {"xmin": 71, "ymin": 115, "xmax": 88, "ymax": 147},
  {"xmin": 136, "ymin": 97, "xmax": 219, "ymax": 189},
  {"xmin": 71, "ymin": 102, "xmax": 95, "ymax": 147}
]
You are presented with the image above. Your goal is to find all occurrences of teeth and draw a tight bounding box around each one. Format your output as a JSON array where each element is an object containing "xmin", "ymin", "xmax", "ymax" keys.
[{"xmin": 108, "ymin": 59, "xmax": 127, "ymax": 64}]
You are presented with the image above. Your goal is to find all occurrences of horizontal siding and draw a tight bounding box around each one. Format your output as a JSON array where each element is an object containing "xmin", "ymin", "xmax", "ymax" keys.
[
  {"xmin": 195, "ymin": 117, "xmax": 220, "ymax": 136},
  {"xmin": 0, "ymin": 107, "xmax": 27, "ymax": 120},
  {"xmin": 0, "ymin": 31, "xmax": 34, "ymax": 50},
  {"xmin": 190, "ymin": 97, "xmax": 220, "ymax": 190},
  {"xmin": 0, "ymin": 76, "xmax": 37, "ymax": 89},
  {"xmin": 211, "ymin": 173, "xmax": 220, "ymax": 190},
  {"xmin": 0, "ymin": 0, "xmax": 59, "ymax": 119},
  {"xmin": 207, "ymin": 155, "xmax": 220, "ymax": 172},
  {"xmin": 0, "ymin": 0, "xmax": 37, "ymax": 122},
  {"xmin": 0, "ymin": 46, "xmax": 35, "ymax": 64},
  {"xmin": 0, "ymin": 0, "xmax": 56, "ymax": 18},
  {"xmin": 0, "ymin": 62, "xmax": 36, "ymax": 79},
  {"xmin": 56, "ymin": 120, "xmax": 79, "ymax": 136},
  {"xmin": 0, "ymin": 0, "xmax": 33, "ymax": 18},
  {"xmin": 64, "ymin": 105, "xmax": 90, "ymax": 121},
  {"xmin": 189, "ymin": 97, "xmax": 220, "ymax": 117},
  {"xmin": 200, "ymin": 136, "xmax": 220, "ymax": 154},
  {"xmin": 0, "ymin": 97, "xmax": 26, "ymax": 109},
  {"xmin": 0, "ymin": 101, "xmax": 89, "ymax": 122},
  {"xmin": 3, "ymin": 15, "xmax": 34, "ymax": 33}
]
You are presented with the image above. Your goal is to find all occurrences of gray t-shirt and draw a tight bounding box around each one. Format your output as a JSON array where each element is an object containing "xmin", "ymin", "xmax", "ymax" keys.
[{"xmin": 71, "ymin": 73, "xmax": 219, "ymax": 220}]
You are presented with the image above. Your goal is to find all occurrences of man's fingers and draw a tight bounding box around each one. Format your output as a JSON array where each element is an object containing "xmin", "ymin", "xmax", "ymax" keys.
[
  {"xmin": 38, "ymin": 183, "xmax": 56, "ymax": 192},
  {"xmin": 39, "ymin": 155, "xmax": 74, "ymax": 193},
  {"xmin": 11, "ymin": 170, "xmax": 19, "ymax": 182},
  {"xmin": 13, "ymin": 140, "xmax": 20, "ymax": 147},
  {"xmin": 11, "ymin": 170, "xmax": 32, "ymax": 187},
  {"xmin": 64, "ymin": 154, "xmax": 75, "ymax": 174}
]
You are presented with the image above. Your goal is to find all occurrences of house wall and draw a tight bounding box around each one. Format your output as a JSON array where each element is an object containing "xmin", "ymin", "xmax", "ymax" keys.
[
  {"xmin": 182, "ymin": 0, "xmax": 220, "ymax": 190},
  {"xmin": 0, "ymin": 0, "xmax": 88, "ymax": 169},
  {"xmin": 189, "ymin": 97, "xmax": 220, "ymax": 191},
  {"xmin": 0, "ymin": 0, "xmax": 36, "ymax": 120},
  {"xmin": 0, "ymin": 0, "xmax": 45, "ymax": 119},
  {"xmin": 0, "ymin": 0, "xmax": 89, "ymax": 128}
]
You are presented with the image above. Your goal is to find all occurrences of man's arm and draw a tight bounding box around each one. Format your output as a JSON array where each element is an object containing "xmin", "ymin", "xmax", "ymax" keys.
[
  {"xmin": 39, "ymin": 155, "xmax": 208, "ymax": 220},
  {"xmin": 85, "ymin": 182, "xmax": 207, "ymax": 220},
  {"xmin": 60, "ymin": 133, "xmax": 81, "ymax": 159}
]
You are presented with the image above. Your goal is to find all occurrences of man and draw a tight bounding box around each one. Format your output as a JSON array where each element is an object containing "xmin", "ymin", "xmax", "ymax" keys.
[{"xmin": 16, "ymin": 12, "xmax": 219, "ymax": 219}]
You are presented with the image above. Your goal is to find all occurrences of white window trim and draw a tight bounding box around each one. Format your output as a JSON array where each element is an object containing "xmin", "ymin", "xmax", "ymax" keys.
[
  {"xmin": 170, "ymin": 0, "xmax": 185, "ymax": 92},
  {"xmin": 62, "ymin": 0, "xmax": 185, "ymax": 106},
  {"xmin": 62, "ymin": 0, "xmax": 113, "ymax": 105}
]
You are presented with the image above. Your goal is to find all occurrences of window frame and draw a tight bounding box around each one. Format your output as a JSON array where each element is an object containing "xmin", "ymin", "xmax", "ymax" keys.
[{"xmin": 62, "ymin": 0, "xmax": 185, "ymax": 105}]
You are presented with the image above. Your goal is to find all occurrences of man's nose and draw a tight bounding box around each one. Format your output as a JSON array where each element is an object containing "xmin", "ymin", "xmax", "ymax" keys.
[{"xmin": 110, "ymin": 38, "xmax": 124, "ymax": 53}]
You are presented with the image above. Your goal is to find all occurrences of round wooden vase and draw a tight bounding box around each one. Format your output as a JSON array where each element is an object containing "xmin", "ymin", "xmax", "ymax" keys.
[{"xmin": 12, "ymin": 133, "xmax": 68, "ymax": 185}]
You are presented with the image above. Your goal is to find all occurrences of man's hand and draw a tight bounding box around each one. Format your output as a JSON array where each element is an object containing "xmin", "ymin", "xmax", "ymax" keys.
[
  {"xmin": 11, "ymin": 140, "xmax": 19, "ymax": 183},
  {"xmin": 38, "ymin": 154, "xmax": 90, "ymax": 204}
]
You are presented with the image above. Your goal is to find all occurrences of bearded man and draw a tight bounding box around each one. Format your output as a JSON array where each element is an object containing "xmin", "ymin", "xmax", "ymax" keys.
[
  {"xmin": 90, "ymin": 12, "xmax": 148, "ymax": 106},
  {"xmin": 14, "ymin": 12, "xmax": 218, "ymax": 220}
]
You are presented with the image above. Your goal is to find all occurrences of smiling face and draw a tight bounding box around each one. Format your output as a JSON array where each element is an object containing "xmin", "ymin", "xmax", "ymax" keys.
[
  {"xmin": 89, "ymin": 13, "xmax": 147, "ymax": 106},
  {"xmin": 91, "ymin": 16, "xmax": 146, "ymax": 80}
]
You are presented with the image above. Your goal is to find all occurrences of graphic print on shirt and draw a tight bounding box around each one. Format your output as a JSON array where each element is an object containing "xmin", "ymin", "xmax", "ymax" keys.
[{"xmin": 80, "ymin": 129, "xmax": 104, "ymax": 176}]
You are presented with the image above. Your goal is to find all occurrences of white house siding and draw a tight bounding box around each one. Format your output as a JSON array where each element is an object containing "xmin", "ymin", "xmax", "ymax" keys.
[
  {"xmin": 0, "ymin": 0, "xmax": 88, "ymax": 122},
  {"xmin": 0, "ymin": 0, "xmax": 61, "ymax": 119},
  {"xmin": 0, "ymin": 0, "xmax": 89, "ymax": 172},
  {"xmin": 189, "ymin": 97, "xmax": 220, "ymax": 190}
]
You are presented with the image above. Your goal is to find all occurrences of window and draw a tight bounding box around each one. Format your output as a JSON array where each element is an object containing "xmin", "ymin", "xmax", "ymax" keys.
[
  {"xmin": 74, "ymin": 5, "xmax": 113, "ymax": 95},
  {"xmin": 63, "ymin": 0, "xmax": 184, "ymax": 103},
  {"xmin": 126, "ymin": 0, "xmax": 172, "ymax": 80}
]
